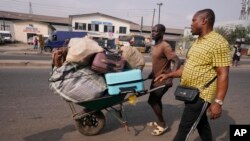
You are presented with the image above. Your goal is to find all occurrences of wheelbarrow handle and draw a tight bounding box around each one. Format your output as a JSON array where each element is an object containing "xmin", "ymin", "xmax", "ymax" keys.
[
  {"xmin": 147, "ymin": 85, "xmax": 166, "ymax": 93},
  {"xmin": 142, "ymin": 78, "xmax": 166, "ymax": 93}
]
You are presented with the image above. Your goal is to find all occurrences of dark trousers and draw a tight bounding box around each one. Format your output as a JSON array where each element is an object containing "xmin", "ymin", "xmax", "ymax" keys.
[{"xmin": 173, "ymin": 98, "xmax": 212, "ymax": 141}]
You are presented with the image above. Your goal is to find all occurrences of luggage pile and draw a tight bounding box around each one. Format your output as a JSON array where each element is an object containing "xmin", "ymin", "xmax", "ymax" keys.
[{"xmin": 49, "ymin": 37, "xmax": 145, "ymax": 103}]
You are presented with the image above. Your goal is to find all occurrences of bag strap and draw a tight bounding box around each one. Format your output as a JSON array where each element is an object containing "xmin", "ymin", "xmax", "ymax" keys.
[
  {"xmin": 185, "ymin": 101, "xmax": 209, "ymax": 141},
  {"xmin": 186, "ymin": 45, "xmax": 217, "ymax": 90},
  {"xmin": 201, "ymin": 75, "xmax": 217, "ymax": 90}
]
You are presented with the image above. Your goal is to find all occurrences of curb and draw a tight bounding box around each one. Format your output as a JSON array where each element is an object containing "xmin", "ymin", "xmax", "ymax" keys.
[
  {"xmin": 1, "ymin": 61, "xmax": 250, "ymax": 68},
  {"xmin": 1, "ymin": 51, "xmax": 51, "ymax": 56},
  {"xmin": 0, "ymin": 50, "xmax": 249, "ymax": 68},
  {"xmin": 0, "ymin": 60, "xmax": 152, "ymax": 68},
  {"xmin": 0, "ymin": 60, "xmax": 51, "ymax": 67}
]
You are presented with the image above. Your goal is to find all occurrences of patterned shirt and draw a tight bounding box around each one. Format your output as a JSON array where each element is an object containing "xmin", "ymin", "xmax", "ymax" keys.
[{"xmin": 181, "ymin": 31, "xmax": 231, "ymax": 103}]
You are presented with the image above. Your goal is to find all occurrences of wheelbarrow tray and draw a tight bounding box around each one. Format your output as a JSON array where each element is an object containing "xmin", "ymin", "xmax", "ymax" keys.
[{"xmin": 76, "ymin": 93, "xmax": 127, "ymax": 111}]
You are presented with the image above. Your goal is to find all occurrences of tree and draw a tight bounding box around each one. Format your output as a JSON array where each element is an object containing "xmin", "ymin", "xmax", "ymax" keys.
[
  {"xmin": 215, "ymin": 25, "xmax": 250, "ymax": 44},
  {"xmin": 178, "ymin": 24, "xmax": 250, "ymax": 55}
]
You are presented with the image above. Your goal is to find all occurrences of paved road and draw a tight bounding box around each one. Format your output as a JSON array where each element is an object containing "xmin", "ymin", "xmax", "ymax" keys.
[
  {"xmin": 0, "ymin": 65, "xmax": 250, "ymax": 141},
  {"xmin": 1, "ymin": 43, "xmax": 250, "ymax": 69}
]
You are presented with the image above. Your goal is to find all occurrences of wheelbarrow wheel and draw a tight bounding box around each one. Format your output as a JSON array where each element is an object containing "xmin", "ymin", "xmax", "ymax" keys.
[{"xmin": 75, "ymin": 110, "xmax": 105, "ymax": 136}]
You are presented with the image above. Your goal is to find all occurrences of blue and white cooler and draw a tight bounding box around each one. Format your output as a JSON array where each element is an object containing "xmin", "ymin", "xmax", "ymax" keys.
[{"xmin": 105, "ymin": 69, "xmax": 144, "ymax": 95}]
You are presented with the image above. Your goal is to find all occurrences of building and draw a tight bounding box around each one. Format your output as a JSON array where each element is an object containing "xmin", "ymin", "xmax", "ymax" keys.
[
  {"xmin": 70, "ymin": 12, "xmax": 137, "ymax": 39},
  {"xmin": 0, "ymin": 10, "xmax": 183, "ymax": 47},
  {"xmin": 130, "ymin": 23, "xmax": 183, "ymax": 42},
  {"xmin": 0, "ymin": 11, "xmax": 68, "ymax": 43},
  {"xmin": 69, "ymin": 12, "xmax": 183, "ymax": 49}
]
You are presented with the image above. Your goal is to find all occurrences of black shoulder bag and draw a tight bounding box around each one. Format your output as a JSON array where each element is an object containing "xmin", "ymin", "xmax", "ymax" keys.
[{"xmin": 174, "ymin": 76, "xmax": 217, "ymax": 102}]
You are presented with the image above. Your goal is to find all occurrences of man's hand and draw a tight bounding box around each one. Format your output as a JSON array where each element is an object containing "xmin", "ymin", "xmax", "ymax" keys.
[
  {"xmin": 154, "ymin": 74, "xmax": 169, "ymax": 82},
  {"xmin": 207, "ymin": 103, "xmax": 222, "ymax": 120}
]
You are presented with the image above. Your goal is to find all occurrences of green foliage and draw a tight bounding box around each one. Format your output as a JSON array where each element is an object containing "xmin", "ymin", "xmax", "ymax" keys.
[
  {"xmin": 177, "ymin": 24, "xmax": 250, "ymax": 56},
  {"xmin": 215, "ymin": 25, "xmax": 250, "ymax": 44}
]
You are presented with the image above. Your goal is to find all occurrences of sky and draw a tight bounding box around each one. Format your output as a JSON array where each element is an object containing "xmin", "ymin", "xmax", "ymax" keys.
[{"xmin": 0, "ymin": 0, "xmax": 244, "ymax": 28}]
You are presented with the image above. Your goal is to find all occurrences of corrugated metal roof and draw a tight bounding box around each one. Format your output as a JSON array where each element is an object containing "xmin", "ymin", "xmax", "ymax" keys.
[
  {"xmin": 0, "ymin": 11, "xmax": 68, "ymax": 24},
  {"xmin": 130, "ymin": 23, "xmax": 183, "ymax": 35},
  {"xmin": 69, "ymin": 12, "xmax": 138, "ymax": 25},
  {"xmin": 0, "ymin": 10, "xmax": 183, "ymax": 35}
]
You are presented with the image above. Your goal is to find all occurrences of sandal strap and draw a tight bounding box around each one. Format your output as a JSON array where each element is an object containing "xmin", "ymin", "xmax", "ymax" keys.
[
  {"xmin": 151, "ymin": 125, "xmax": 168, "ymax": 136},
  {"xmin": 147, "ymin": 121, "xmax": 158, "ymax": 127}
]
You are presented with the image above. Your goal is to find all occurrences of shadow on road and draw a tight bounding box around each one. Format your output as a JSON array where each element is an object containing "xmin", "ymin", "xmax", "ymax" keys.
[
  {"xmin": 100, "ymin": 101, "xmax": 235, "ymax": 141},
  {"xmin": 192, "ymin": 110, "xmax": 235, "ymax": 141},
  {"xmin": 23, "ymin": 124, "xmax": 75, "ymax": 141},
  {"xmin": 100, "ymin": 101, "xmax": 184, "ymax": 136}
]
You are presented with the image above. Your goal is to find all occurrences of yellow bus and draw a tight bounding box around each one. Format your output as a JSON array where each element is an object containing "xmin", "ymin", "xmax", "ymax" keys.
[{"xmin": 118, "ymin": 35, "xmax": 146, "ymax": 53}]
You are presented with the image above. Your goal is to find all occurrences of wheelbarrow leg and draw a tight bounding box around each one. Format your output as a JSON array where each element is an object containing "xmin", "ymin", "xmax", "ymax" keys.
[
  {"xmin": 66, "ymin": 101, "xmax": 92, "ymax": 120},
  {"xmin": 120, "ymin": 104, "xmax": 130, "ymax": 132},
  {"xmin": 111, "ymin": 104, "xmax": 123, "ymax": 118},
  {"xmin": 67, "ymin": 101, "xmax": 78, "ymax": 117},
  {"xmin": 105, "ymin": 104, "xmax": 130, "ymax": 132}
]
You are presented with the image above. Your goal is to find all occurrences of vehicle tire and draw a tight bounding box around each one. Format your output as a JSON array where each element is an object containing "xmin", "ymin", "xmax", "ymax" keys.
[
  {"xmin": 75, "ymin": 110, "xmax": 105, "ymax": 136},
  {"xmin": 146, "ymin": 48, "xmax": 151, "ymax": 54},
  {"xmin": 145, "ymin": 46, "xmax": 151, "ymax": 53},
  {"xmin": 44, "ymin": 46, "xmax": 52, "ymax": 52}
]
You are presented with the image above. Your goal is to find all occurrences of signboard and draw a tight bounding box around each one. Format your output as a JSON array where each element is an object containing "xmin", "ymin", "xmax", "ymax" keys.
[
  {"xmin": 91, "ymin": 21, "xmax": 112, "ymax": 25},
  {"xmin": 23, "ymin": 26, "xmax": 40, "ymax": 33}
]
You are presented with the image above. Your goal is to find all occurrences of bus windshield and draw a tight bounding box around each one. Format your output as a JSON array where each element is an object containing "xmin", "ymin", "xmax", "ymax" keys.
[
  {"xmin": 118, "ymin": 35, "xmax": 132, "ymax": 41},
  {"xmin": 132, "ymin": 36, "xmax": 145, "ymax": 47},
  {"xmin": 118, "ymin": 35, "xmax": 145, "ymax": 46}
]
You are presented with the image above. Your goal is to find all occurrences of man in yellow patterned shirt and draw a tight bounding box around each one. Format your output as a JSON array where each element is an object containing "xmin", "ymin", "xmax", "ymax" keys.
[{"xmin": 155, "ymin": 9, "xmax": 231, "ymax": 141}]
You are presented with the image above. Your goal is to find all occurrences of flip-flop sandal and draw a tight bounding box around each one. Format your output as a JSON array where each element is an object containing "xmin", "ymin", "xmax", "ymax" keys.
[
  {"xmin": 151, "ymin": 125, "xmax": 168, "ymax": 136},
  {"xmin": 147, "ymin": 122, "xmax": 158, "ymax": 127}
]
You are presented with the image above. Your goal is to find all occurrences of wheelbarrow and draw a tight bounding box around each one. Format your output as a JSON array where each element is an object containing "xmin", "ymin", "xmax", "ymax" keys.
[{"xmin": 64, "ymin": 84, "xmax": 166, "ymax": 136}]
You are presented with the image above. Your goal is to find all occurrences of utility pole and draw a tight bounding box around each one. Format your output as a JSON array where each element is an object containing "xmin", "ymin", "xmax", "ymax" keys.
[
  {"xmin": 29, "ymin": 1, "xmax": 33, "ymax": 14},
  {"xmin": 157, "ymin": 3, "xmax": 163, "ymax": 24},
  {"xmin": 2, "ymin": 16, "xmax": 6, "ymax": 31},
  {"xmin": 140, "ymin": 16, "xmax": 143, "ymax": 35},
  {"xmin": 150, "ymin": 9, "xmax": 156, "ymax": 39},
  {"xmin": 239, "ymin": 0, "xmax": 250, "ymax": 20},
  {"xmin": 151, "ymin": 8, "xmax": 156, "ymax": 28}
]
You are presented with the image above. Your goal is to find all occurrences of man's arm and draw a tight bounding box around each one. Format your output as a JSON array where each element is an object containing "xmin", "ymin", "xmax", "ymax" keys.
[
  {"xmin": 171, "ymin": 56, "xmax": 181, "ymax": 72},
  {"xmin": 215, "ymin": 66, "xmax": 229, "ymax": 101},
  {"xmin": 154, "ymin": 66, "xmax": 184, "ymax": 82},
  {"xmin": 207, "ymin": 66, "xmax": 229, "ymax": 120}
]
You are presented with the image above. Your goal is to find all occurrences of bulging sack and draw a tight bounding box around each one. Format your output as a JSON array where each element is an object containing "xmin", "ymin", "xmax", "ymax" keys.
[
  {"xmin": 66, "ymin": 37, "xmax": 104, "ymax": 63},
  {"xmin": 49, "ymin": 63, "xmax": 107, "ymax": 103},
  {"xmin": 120, "ymin": 46, "xmax": 145, "ymax": 70}
]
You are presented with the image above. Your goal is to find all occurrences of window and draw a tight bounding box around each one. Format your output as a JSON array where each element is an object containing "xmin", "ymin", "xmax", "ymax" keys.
[
  {"xmin": 88, "ymin": 24, "xmax": 99, "ymax": 31},
  {"xmin": 75, "ymin": 22, "xmax": 86, "ymax": 30},
  {"xmin": 119, "ymin": 26, "xmax": 127, "ymax": 34},
  {"xmin": 0, "ymin": 25, "xmax": 10, "ymax": 31},
  {"xmin": 104, "ymin": 25, "xmax": 114, "ymax": 33}
]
